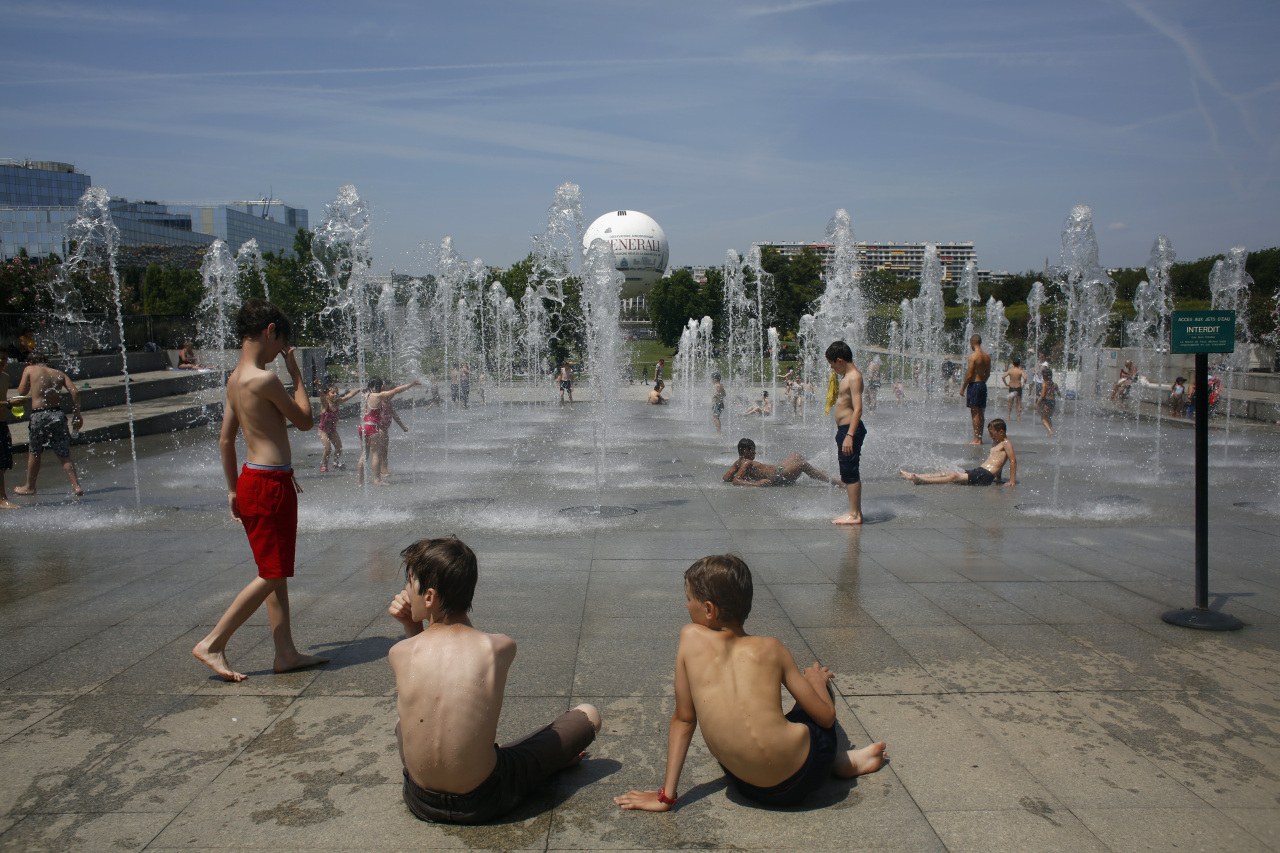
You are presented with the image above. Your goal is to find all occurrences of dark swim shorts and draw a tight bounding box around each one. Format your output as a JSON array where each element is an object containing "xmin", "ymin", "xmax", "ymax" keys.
[
  {"xmin": 401, "ymin": 708, "xmax": 596, "ymax": 825},
  {"xmin": 834, "ymin": 421, "xmax": 867, "ymax": 484},
  {"xmin": 721, "ymin": 704, "xmax": 837, "ymax": 807},
  {"xmin": 966, "ymin": 467, "xmax": 995, "ymax": 486},
  {"xmin": 965, "ymin": 381, "xmax": 988, "ymax": 409},
  {"xmin": 0, "ymin": 421, "xmax": 12, "ymax": 470},
  {"xmin": 28, "ymin": 409, "xmax": 71, "ymax": 457},
  {"xmin": 237, "ymin": 465, "xmax": 298, "ymax": 579}
]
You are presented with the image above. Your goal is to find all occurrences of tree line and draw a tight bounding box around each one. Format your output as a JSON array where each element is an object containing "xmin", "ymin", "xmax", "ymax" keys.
[{"xmin": 644, "ymin": 246, "xmax": 1280, "ymax": 349}]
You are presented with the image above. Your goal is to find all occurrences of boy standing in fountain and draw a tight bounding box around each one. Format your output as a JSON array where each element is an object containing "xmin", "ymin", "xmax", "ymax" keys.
[
  {"xmin": 193, "ymin": 299, "xmax": 328, "ymax": 682},
  {"xmin": 388, "ymin": 537, "xmax": 601, "ymax": 824},
  {"xmin": 12, "ymin": 351, "xmax": 83, "ymax": 497},
  {"xmin": 960, "ymin": 334, "xmax": 991, "ymax": 445},
  {"xmin": 826, "ymin": 341, "xmax": 866, "ymax": 525},
  {"xmin": 711, "ymin": 373, "xmax": 725, "ymax": 433},
  {"xmin": 1002, "ymin": 358, "xmax": 1026, "ymax": 422}
]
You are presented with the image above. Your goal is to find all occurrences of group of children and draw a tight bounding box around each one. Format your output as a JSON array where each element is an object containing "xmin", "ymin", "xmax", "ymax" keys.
[{"xmin": 192, "ymin": 301, "xmax": 888, "ymax": 825}]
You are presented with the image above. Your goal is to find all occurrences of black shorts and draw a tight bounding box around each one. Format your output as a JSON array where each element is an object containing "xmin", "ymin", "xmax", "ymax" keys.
[
  {"xmin": 965, "ymin": 382, "xmax": 987, "ymax": 409},
  {"xmin": 722, "ymin": 704, "xmax": 837, "ymax": 807},
  {"xmin": 834, "ymin": 421, "xmax": 867, "ymax": 484},
  {"xmin": 401, "ymin": 709, "xmax": 595, "ymax": 825},
  {"xmin": 966, "ymin": 467, "xmax": 995, "ymax": 486},
  {"xmin": 0, "ymin": 421, "xmax": 12, "ymax": 470}
]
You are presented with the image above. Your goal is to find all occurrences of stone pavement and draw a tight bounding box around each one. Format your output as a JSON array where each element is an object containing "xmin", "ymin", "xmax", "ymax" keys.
[{"xmin": 1, "ymin": 395, "xmax": 1279, "ymax": 852}]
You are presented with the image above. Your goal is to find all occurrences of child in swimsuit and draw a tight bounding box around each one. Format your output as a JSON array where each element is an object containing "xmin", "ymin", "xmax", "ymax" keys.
[
  {"xmin": 318, "ymin": 383, "xmax": 360, "ymax": 472},
  {"xmin": 615, "ymin": 555, "xmax": 887, "ymax": 812},
  {"xmin": 899, "ymin": 419, "xmax": 1017, "ymax": 487},
  {"xmin": 1036, "ymin": 368, "xmax": 1058, "ymax": 436},
  {"xmin": 358, "ymin": 376, "xmax": 420, "ymax": 485}
]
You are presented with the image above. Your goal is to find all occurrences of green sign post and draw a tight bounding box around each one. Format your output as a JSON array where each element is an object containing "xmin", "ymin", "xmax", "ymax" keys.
[{"xmin": 1164, "ymin": 310, "xmax": 1242, "ymax": 631}]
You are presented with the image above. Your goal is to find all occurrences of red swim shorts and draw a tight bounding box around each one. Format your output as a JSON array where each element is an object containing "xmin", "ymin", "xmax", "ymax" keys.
[{"xmin": 237, "ymin": 466, "xmax": 298, "ymax": 579}]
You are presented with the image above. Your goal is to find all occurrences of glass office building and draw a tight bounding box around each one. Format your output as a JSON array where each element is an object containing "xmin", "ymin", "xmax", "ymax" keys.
[{"xmin": 1, "ymin": 159, "xmax": 308, "ymax": 260}]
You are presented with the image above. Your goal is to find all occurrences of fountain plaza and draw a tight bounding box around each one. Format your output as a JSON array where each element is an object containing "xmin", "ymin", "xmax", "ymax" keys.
[{"xmin": 2, "ymin": 378, "xmax": 1279, "ymax": 853}]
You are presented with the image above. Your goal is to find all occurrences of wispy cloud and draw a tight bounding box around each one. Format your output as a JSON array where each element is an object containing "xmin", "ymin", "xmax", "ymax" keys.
[{"xmin": 741, "ymin": 0, "xmax": 855, "ymax": 17}]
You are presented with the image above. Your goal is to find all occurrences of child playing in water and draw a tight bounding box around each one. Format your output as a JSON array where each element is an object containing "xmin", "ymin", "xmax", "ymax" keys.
[
  {"xmin": 723, "ymin": 438, "xmax": 836, "ymax": 487},
  {"xmin": 1036, "ymin": 368, "xmax": 1058, "ymax": 436},
  {"xmin": 1169, "ymin": 377, "xmax": 1186, "ymax": 418},
  {"xmin": 358, "ymin": 376, "xmax": 418, "ymax": 486},
  {"xmin": 711, "ymin": 373, "xmax": 726, "ymax": 433},
  {"xmin": 388, "ymin": 537, "xmax": 601, "ymax": 824},
  {"xmin": 318, "ymin": 382, "xmax": 360, "ymax": 472},
  {"xmin": 899, "ymin": 418, "xmax": 1016, "ymax": 486},
  {"xmin": 648, "ymin": 380, "xmax": 667, "ymax": 404},
  {"xmin": 894, "ymin": 382, "xmax": 904, "ymax": 406},
  {"xmin": 192, "ymin": 299, "xmax": 327, "ymax": 682},
  {"xmin": 614, "ymin": 555, "xmax": 887, "ymax": 811},
  {"xmin": 741, "ymin": 390, "xmax": 771, "ymax": 416}
]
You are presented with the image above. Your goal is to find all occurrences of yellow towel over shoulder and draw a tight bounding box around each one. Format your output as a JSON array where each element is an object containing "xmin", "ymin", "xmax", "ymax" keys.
[{"xmin": 824, "ymin": 372, "xmax": 839, "ymax": 415}]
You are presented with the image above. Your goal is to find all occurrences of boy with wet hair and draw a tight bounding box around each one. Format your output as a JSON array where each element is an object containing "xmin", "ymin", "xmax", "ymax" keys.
[
  {"xmin": 825, "ymin": 340, "xmax": 866, "ymax": 525},
  {"xmin": 723, "ymin": 438, "xmax": 836, "ymax": 487},
  {"xmin": 899, "ymin": 418, "xmax": 1017, "ymax": 486},
  {"xmin": 615, "ymin": 555, "xmax": 887, "ymax": 811},
  {"xmin": 192, "ymin": 298, "xmax": 327, "ymax": 682},
  {"xmin": 389, "ymin": 536, "xmax": 601, "ymax": 825}
]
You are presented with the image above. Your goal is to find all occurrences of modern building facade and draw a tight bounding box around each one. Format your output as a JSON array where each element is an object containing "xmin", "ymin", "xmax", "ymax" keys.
[
  {"xmin": 1, "ymin": 159, "xmax": 307, "ymax": 261},
  {"xmin": 753, "ymin": 239, "xmax": 992, "ymax": 285}
]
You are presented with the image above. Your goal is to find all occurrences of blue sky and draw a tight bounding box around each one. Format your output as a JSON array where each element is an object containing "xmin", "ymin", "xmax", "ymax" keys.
[{"xmin": 2, "ymin": 0, "xmax": 1277, "ymax": 276}]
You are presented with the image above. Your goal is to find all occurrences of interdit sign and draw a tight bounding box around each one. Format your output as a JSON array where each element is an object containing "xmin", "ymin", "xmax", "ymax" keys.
[{"xmin": 1171, "ymin": 310, "xmax": 1236, "ymax": 354}]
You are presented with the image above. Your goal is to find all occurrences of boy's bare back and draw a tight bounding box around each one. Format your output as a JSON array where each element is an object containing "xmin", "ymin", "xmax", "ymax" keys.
[
  {"xmin": 389, "ymin": 625, "xmax": 515, "ymax": 793},
  {"xmin": 677, "ymin": 624, "xmax": 816, "ymax": 787}
]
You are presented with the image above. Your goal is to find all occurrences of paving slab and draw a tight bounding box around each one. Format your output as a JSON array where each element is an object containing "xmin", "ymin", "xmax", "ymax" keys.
[{"xmin": 2, "ymin": 397, "xmax": 1280, "ymax": 851}]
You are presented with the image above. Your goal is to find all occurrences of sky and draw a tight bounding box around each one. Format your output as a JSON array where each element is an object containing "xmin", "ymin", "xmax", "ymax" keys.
[{"xmin": 2, "ymin": 0, "xmax": 1278, "ymax": 277}]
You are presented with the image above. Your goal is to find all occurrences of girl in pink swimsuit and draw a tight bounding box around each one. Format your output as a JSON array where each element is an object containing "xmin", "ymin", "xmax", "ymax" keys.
[
  {"xmin": 318, "ymin": 383, "xmax": 360, "ymax": 472},
  {"xmin": 357, "ymin": 377, "xmax": 420, "ymax": 485}
]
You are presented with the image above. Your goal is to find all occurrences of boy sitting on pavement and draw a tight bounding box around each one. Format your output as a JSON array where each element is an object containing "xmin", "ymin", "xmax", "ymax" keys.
[
  {"xmin": 388, "ymin": 537, "xmax": 601, "ymax": 824},
  {"xmin": 723, "ymin": 438, "xmax": 836, "ymax": 487},
  {"xmin": 899, "ymin": 418, "xmax": 1017, "ymax": 487},
  {"xmin": 615, "ymin": 555, "xmax": 887, "ymax": 811}
]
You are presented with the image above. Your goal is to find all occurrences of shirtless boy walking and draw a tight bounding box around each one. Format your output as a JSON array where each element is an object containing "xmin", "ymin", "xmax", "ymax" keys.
[
  {"xmin": 711, "ymin": 373, "xmax": 726, "ymax": 433},
  {"xmin": 615, "ymin": 555, "xmax": 886, "ymax": 811},
  {"xmin": 960, "ymin": 334, "xmax": 991, "ymax": 445},
  {"xmin": 826, "ymin": 341, "xmax": 866, "ymax": 525},
  {"xmin": 723, "ymin": 438, "xmax": 835, "ymax": 487},
  {"xmin": 388, "ymin": 537, "xmax": 601, "ymax": 824},
  {"xmin": 1002, "ymin": 358, "xmax": 1026, "ymax": 422},
  {"xmin": 555, "ymin": 362, "xmax": 574, "ymax": 409},
  {"xmin": 192, "ymin": 299, "xmax": 328, "ymax": 682},
  {"xmin": 900, "ymin": 418, "xmax": 1017, "ymax": 487},
  {"xmin": 13, "ymin": 351, "xmax": 83, "ymax": 497}
]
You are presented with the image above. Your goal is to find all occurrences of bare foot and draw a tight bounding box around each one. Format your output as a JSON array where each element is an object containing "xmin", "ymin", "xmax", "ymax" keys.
[
  {"xmin": 966, "ymin": 438, "xmax": 983, "ymax": 446},
  {"xmin": 12, "ymin": 486, "xmax": 35, "ymax": 495},
  {"xmin": 193, "ymin": 640, "xmax": 246, "ymax": 682},
  {"xmin": 899, "ymin": 469, "xmax": 914, "ymax": 481},
  {"xmin": 832, "ymin": 513, "xmax": 863, "ymax": 525},
  {"xmin": 834, "ymin": 742, "xmax": 888, "ymax": 778},
  {"xmin": 72, "ymin": 486, "xmax": 84, "ymax": 497},
  {"xmin": 273, "ymin": 651, "xmax": 329, "ymax": 673},
  {"xmin": 0, "ymin": 498, "xmax": 20, "ymax": 509},
  {"xmin": 373, "ymin": 479, "xmax": 390, "ymax": 486}
]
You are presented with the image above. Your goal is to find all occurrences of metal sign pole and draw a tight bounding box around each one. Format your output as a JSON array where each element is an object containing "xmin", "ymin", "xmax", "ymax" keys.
[{"xmin": 1162, "ymin": 312, "xmax": 1243, "ymax": 631}]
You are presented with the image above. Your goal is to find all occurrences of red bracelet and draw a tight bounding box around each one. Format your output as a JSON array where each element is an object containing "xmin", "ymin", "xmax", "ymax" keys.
[{"xmin": 657, "ymin": 787, "xmax": 677, "ymax": 806}]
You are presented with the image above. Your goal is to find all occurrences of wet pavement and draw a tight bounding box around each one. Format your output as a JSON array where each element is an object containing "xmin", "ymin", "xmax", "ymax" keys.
[{"xmin": 2, "ymin": 389, "xmax": 1279, "ymax": 852}]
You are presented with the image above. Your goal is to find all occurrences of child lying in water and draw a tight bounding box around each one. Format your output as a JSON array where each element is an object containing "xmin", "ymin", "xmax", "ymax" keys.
[
  {"xmin": 723, "ymin": 438, "xmax": 836, "ymax": 487},
  {"xmin": 899, "ymin": 418, "xmax": 1016, "ymax": 486}
]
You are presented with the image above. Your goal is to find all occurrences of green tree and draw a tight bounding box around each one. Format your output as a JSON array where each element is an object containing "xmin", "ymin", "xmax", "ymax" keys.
[
  {"xmin": 142, "ymin": 264, "xmax": 202, "ymax": 315},
  {"xmin": 759, "ymin": 247, "xmax": 825, "ymax": 337},
  {"xmin": 647, "ymin": 268, "xmax": 702, "ymax": 347}
]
